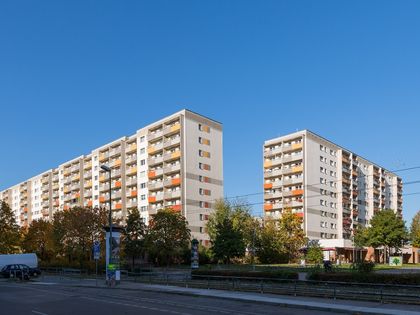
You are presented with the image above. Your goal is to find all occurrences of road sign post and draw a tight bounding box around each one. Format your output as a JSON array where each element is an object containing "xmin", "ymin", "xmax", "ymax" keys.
[{"xmin": 93, "ymin": 241, "xmax": 100, "ymax": 287}]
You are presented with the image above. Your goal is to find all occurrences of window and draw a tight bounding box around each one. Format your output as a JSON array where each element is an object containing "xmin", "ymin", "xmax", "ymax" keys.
[
  {"xmin": 140, "ymin": 183, "xmax": 146, "ymax": 189},
  {"xmin": 140, "ymin": 159, "xmax": 146, "ymax": 166},
  {"xmin": 94, "ymin": 195, "xmax": 98, "ymax": 200},
  {"xmin": 140, "ymin": 148, "xmax": 145, "ymax": 154},
  {"xmin": 199, "ymin": 150, "xmax": 211, "ymax": 158},
  {"xmin": 199, "ymin": 137, "xmax": 210, "ymax": 145},
  {"xmin": 140, "ymin": 171, "xmax": 146, "ymax": 178},
  {"xmin": 199, "ymin": 163, "xmax": 211, "ymax": 171},
  {"xmin": 95, "ymin": 175, "xmax": 98, "ymax": 180},
  {"xmin": 198, "ymin": 124, "xmax": 210, "ymax": 133},
  {"xmin": 140, "ymin": 136, "xmax": 145, "ymax": 143},
  {"xmin": 199, "ymin": 201, "xmax": 210, "ymax": 208},
  {"xmin": 141, "ymin": 194, "xmax": 146, "ymax": 200},
  {"xmin": 199, "ymin": 188, "xmax": 211, "ymax": 196},
  {"xmin": 140, "ymin": 206, "xmax": 147, "ymax": 212},
  {"xmin": 94, "ymin": 185, "xmax": 98, "ymax": 190}
]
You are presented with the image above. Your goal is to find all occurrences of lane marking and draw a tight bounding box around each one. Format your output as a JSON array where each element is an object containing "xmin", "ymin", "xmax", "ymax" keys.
[{"xmin": 32, "ymin": 311, "xmax": 49, "ymax": 315}]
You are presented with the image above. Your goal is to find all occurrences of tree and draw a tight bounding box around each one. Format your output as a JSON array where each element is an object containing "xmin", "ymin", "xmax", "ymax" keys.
[
  {"xmin": 0, "ymin": 201, "xmax": 21, "ymax": 254},
  {"xmin": 123, "ymin": 207, "xmax": 147, "ymax": 270},
  {"xmin": 146, "ymin": 208, "xmax": 191, "ymax": 266},
  {"xmin": 305, "ymin": 240, "xmax": 323, "ymax": 264},
  {"xmin": 364, "ymin": 209, "xmax": 407, "ymax": 263},
  {"xmin": 278, "ymin": 208, "xmax": 307, "ymax": 263},
  {"xmin": 52, "ymin": 206, "xmax": 107, "ymax": 268},
  {"xmin": 22, "ymin": 219, "xmax": 54, "ymax": 262},
  {"xmin": 410, "ymin": 210, "xmax": 420, "ymax": 248},
  {"xmin": 255, "ymin": 219, "xmax": 286, "ymax": 264},
  {"xmin": 207, "ymin": 200, "xmax": 252, "ymax": 264}
]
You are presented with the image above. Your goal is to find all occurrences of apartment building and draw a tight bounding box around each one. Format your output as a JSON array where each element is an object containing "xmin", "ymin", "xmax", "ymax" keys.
[
  {"xmin": 263, "ymin": 130, "xmax": 403, "ymax": 259},
  {"xmin": 0, "ymin": 109, "xmax": 223, "ymax": 244}
]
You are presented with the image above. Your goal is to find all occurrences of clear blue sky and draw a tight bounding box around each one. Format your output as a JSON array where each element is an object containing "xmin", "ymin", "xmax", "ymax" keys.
[{"xmin": 1, "ymin": 1, "xmax": 419, "ymax": 224}]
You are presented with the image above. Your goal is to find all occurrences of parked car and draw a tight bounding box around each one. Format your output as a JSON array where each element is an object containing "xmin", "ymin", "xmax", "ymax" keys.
[{"xmin": 1, "ymin": 264, "xmax": 31, "ymax": 280}]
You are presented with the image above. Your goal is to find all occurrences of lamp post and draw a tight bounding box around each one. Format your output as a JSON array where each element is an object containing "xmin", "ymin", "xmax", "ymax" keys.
[{"xmin": 101, "ymin": 165, "xmax": 112, "ymax": 283}]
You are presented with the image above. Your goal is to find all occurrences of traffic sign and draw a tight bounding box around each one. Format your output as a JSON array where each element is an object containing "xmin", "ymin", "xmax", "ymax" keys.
[{"xmin": 93, "ymin": 241, "xmax": 100, "ymax": 260}]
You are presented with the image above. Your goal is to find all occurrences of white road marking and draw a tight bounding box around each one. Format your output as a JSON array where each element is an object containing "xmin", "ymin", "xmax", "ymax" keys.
[{"xmin": 32, "ymin": 311, "xmax": 49, "ymax": 315}]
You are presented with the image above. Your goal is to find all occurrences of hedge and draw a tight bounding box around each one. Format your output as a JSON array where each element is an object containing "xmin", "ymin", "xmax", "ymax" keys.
[
  {"xmin": 191, "ymin": 269, "xmax": 298, "ymax": 279},
  {"xmin": 308, "ymin": 272, "xmax": 420, "ymax": 285}
]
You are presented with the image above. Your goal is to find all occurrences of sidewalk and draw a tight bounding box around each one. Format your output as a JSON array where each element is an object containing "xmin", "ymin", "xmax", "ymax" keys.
[{"xmin": 32, "ymin": 276, "xmax": 420, "ymax": 315}]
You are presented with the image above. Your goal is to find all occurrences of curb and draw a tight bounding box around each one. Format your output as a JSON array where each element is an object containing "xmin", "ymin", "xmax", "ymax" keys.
[{"xmin": 35, "ymin": 281, "xmax": 420, "ymax": 315}]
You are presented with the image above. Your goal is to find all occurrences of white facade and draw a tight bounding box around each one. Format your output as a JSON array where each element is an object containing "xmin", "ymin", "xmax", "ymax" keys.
[
  {"xmin": 1, "ymin": 109, "xmax": 223, "ymax": 244},
  {"xmin": 263, "ymin": 130, "xmax": 403, "ymax": 249}
]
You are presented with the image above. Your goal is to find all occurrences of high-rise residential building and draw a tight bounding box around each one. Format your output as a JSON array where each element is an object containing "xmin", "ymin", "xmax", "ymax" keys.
[
  {"xmin": 0, "ymin": 109, "xmax": 223, "ymax": 244},
  {"xmin": 263, "ymin": 130, "xmax": 403, "ymax": 260}
]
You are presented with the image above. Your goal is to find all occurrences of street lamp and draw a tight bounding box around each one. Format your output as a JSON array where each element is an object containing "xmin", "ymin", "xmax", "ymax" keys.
[{"xmin": 100, "ymin": 165, "xmax": 112, "ymax": 283}]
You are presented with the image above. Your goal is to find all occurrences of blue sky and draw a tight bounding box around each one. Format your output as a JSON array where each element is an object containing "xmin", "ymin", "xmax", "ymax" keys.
[{"xmin": 1, "ymin": 1, "xmax": 419, "ymax": 224}]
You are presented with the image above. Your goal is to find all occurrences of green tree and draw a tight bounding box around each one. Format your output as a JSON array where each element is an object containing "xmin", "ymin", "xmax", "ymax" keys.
[
  {"xmin": 410, "ymin": 210, "xmax": 420, "ymax": 248},
  {"xmin": 22, "ymin": 219, "xmax": 54, "ymax": 262},
  {"xmin": 364, "ymin": 209, "xmax": 407, "ymax": 263},
  {"xmin": 255, "ymin": 219, "xmax": 286, "ymax": 264},
  {"xmin": 278, "ymin": 208, "xmax": 307, "ymax": 263},
  {"xmin": 207, "ymin": 200, "xmax": 252, "ymax": 264},
  {"xmin": 146, "ymin": 208, "xmax": 191, "ymax": 266},
  {"xmin": 305, "ymin": 240, "xmax": 324, "ymax": 264},
  {"xmin": 0, "ymin": 201, "xmax": 21, "ymax": 254},
  {"xmin": 52, "ymin": 206, "xmax": 107, "ymax": 268},
  {"xmin": 123, "ymin": 207, "xmax": 147, "ymax": 271}
]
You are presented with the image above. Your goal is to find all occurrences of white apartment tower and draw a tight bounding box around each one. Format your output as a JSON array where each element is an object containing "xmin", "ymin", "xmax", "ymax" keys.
[
  {"xmin": 1, "ymin": 110, "xmax": 223, "ymax": 244},
  {"xmin": 263, "ymin": 130, "xmax": 403, "ymax": 259}
]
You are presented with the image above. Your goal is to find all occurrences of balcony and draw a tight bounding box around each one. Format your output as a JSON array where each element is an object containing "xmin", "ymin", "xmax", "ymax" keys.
[
  {"xmin": 263, "ymin": 160, "xmax": 272, "ymax": 169},
  {"xmin": 148, "ymin": 156, "xmax": 164, "ymax": 166},
  {"xmin": 71, "ymin": 174, "xmax": 80, "ymax": 182},
  {"xmin": 264, "ymin": 169, "xmax": 283, "ymax": 178},
  {"xmin": 111, "ymin": 170, "xmax": 122, "ymax": 179},
  {"xmin": 84, "ymin": 161, "xmax": 92, "ymax": 169},
  {"xmin": 263, "ymin": 146, "xmax": 282, "ymax": 157},
  {"xmin": 164, "ymin": 164, "xmax": 181, "ymax": 174},
  {"xmin": 109, "ymin": 148, "xmax": 121, "ymax": 158},
  {"xmin": 164, "ymin": 136, "xmax": 181, "ymax": 148},
  {"xmin": 264, "ymin": 191, "xmax": 282, "ymax": 200},
  {"xmin": 111, "ymin": 191, "xmax": 122, "ymax": 200},
  {"xmin": 126, "ymin": 178, "xmax": 137, "ymax": 186},
  {"xmin": 148, "ymin": 181, "xmax": 164, "ymax": 190},
  {"xmin": 148, "ymin": 129, "xmax": 164, "ymax": 141},
  {"xmin": 84, "ymin": 171, "xmax": 92, "ymax": 179},
  {"xmin": 110, "ymin": 159, "xmax": 122, "ymax": 168},
  {"xmin": 163, "ymin": 122, "xmax": 181, "ymax": 135},
  {"xmin": 127, "ymin": 166, "xmax": 137, "ymax": 175},
  {"xmin": 264, "ymin": 183, "xmax": 273, "ymax": 190},
  {"xmin": 164, "ymin": 190, "xmax": 181, "ymax": 199},
  {"xmin": 342, "ymin": 178, "xmax": 351, "ymax": 185},
  {"xmin": 264, "ymin": 203, "xmax": 273, "ymax": 211},
  {"xmin": 149, "ymin": 194, "xmax": 164, "ymax": 203},
  {"xmin": 148, "ymin": 169, "xmax": 164, "ymax": 179},
  {"xmin": 292, "ymin": 189, "xmax": 304, "ymax": 196},
  {"xmin": 126, "ymin": 155, "xmax": 137, "ymax": 164},
  {"xmin": 127, "ymin": 190, "xmax": 137, "ymax": 198},
  {"xmin": 169, "ymin": 204, "xmax": 182, "ymax": 212},
  {"xmin": 126, "ymin": 143, "xmax": 137, "ymax": 153},
  {"xmin": 164, "ymin": 177, "xmax": 181, "ymax": 187},
  {"xmin": 283, "ymin": 152, "xmax": 303, "ymax": 163},
  {"xmin": 85, "ymin": 180, "xmax": 92, "ymax": 188},
  {"xmin": 148, "ymin": 143, "xmax": 164, "ymax": 154},
  {"xmin": 282, "ymin": 177, "xmax": 302, "ymax": 186},
  {"xmin": 42, "ymin": 193, "xmax": 49, "ymax": 200},
  {"xmin": 164, "ymin": 151, "xmax": 181, "ymax": 161}
]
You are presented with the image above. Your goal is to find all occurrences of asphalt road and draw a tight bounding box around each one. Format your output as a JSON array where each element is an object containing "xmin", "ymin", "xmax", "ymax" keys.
[{"xmin": 0, "ymin": 281, "xmax": 332, "ymax": 315}]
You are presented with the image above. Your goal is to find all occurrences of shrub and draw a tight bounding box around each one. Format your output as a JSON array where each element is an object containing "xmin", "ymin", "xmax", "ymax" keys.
[
  {"xmin": 191, "ymin": 269, "xmax": 298, "ymax": 279},
  {"xmin": 351, "ymin": 261, "xmax": 375, "ymax": 273},
  {"xmin": 307, "ymin": 272, "xmax": 420, "ymax": 285}
]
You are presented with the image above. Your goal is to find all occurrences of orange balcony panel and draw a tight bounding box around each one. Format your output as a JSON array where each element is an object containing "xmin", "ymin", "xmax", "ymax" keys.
[
  {"xmin": 147, "ymin": 146, "xmax": 156, "ymax": 154},
  {"xmin": 63, "ymin": 205, "xmax": 69, "ymax": 211},
  {"xmin": 170, "ymin": 124, "xmax": 181, "ymax": 132},
  {"xmin": 99, "ymin": 196, "xmax": 105, "ymax": 203},
  {"xmin": 115, "ymin": 181, "xmax": 122, "ymax": 188},
  {"xmin": 148, "ymin": 196, "xmax": 156, "ymax": 203},
  {"xmin": 264, "ymin": 204, "xmax": 273, "ymax": 211},
  {"xmin": 131, "ymin": 190, "xmax": 138, "ymax": 197},
  {"xmin": 114, "ymin": 159, "xmax": 121, "ymax": 167},
  {"xmin": 148, "ymin": 171, "xmax": 156, "ymax": 178},
  {"xmin": 292, "ymin": 143, "xmax": 303, "ymax": 150},
  {"xmin": 264, "ymin": 161, "xmax": 272, "ymax": 168},
  {"xmin": 75, "ymin": 193, "xmax": 80, "ymax": 198},
  {"xmin": 87, "ymin": 200, "xmax": 93, "ymax": 207},
  {"xmin": 171, "ymin": 178, "xmax": 181, "ymax": 186},
  {"xmin": 115, "ymin": 203, "xmax": 122, "ymax": 210},
  {"xmin": 292, "ymin": 166, "xmax": 303, "ymax": 173},
  {"xmin": 292, "ymin": 189, "xmax": 304, "ymax": 196},
  {"xmin": 295, "ymin": 212, "xmax": 304, "ymax": 217},
  {"xmin": 171, "ymin": 151, "xmax": 181, "ymax": 159},
  {"xmin": 24, "ymin": 207, "xmax": 28, "ymax": 212},
  {"xmin": 171, "ymin": 204, "xmax": 181, "ymax": 212},
  {"xmin": 264, "ymin": 183, "xmax": 273, "ymax": 190}
]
